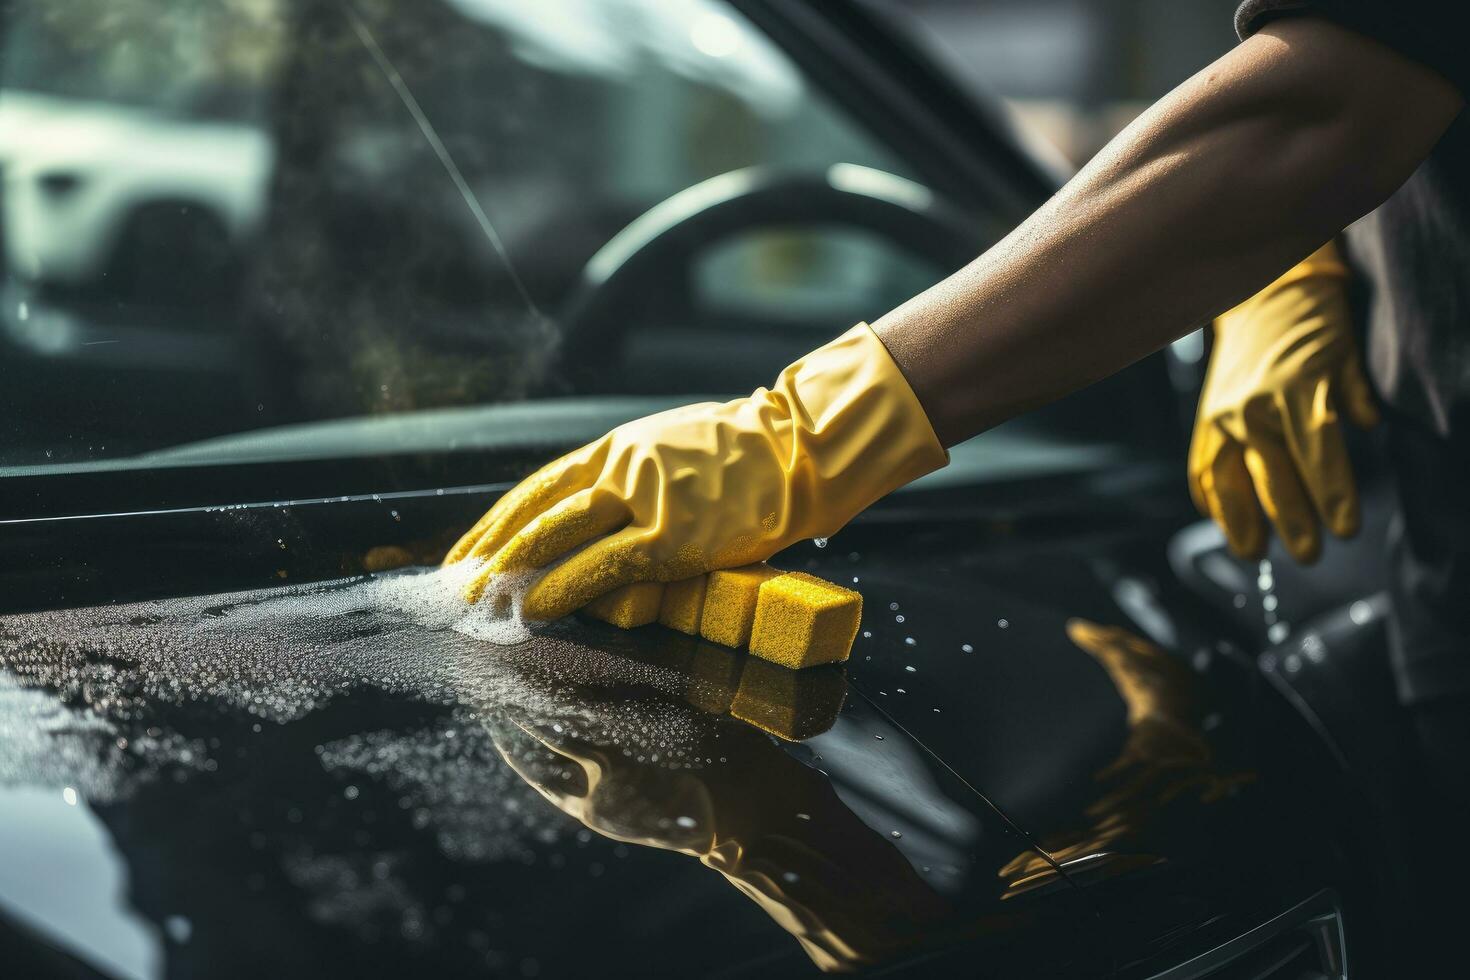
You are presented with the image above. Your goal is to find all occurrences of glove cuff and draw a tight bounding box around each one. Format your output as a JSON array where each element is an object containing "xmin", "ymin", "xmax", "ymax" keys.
[
  {"xmin": 766, "ymin": 323, "xmax": 949, "ymax": 534},
  {"xmin": 1272, "ymin": 239, "xmax": 1349, "ymax": 288}
]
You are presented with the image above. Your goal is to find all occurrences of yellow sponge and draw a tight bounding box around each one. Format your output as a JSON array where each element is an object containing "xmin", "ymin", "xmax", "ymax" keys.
[
  {"xmin": 731, "ymin": 659, "xmax": 847, "ymax": 740},
  {"xmin": 583, "ymin": 581, "xmax": 664, "ymax": 628},
  {"xmin": 749, "ymin": 571, "xmax": 862, "ymax": 668},
  {"xmin": 659, "ymin": 575, "xmax": 708, "ymax": 635},
  {"xmin": 700, "ymin": 564, "xmax": 782, "ymax": 648}
]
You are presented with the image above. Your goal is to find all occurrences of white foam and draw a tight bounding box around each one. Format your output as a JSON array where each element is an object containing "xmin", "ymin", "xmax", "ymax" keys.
[
  {"xmin": 199, "ymin": 561, "xmax": 542, "ymax": 648},
  {"xmin": 0, "ymin": 562, "xmax": 711, "ymax": 874}
]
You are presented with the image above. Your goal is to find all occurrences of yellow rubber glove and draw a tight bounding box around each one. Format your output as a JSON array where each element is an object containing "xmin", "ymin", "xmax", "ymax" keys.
[
  {"xmin": 445, "ymin": 323, "xmax": 947, "ymax": 619},
  {"xmin": 1189, "ymin": 241, "xmax": 1378, "ymax": 563}
]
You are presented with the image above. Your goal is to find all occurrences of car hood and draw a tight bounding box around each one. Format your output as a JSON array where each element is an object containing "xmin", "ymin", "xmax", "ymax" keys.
[{"xmin": 0, "ymin": 481, "xmax": 1337, "ymax": 978}]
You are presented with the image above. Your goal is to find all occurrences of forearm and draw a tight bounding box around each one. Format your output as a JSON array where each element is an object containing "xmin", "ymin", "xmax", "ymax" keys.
[{"xmin": 875, "ymin": 17, "xmax": 1461, "ymax": 446}]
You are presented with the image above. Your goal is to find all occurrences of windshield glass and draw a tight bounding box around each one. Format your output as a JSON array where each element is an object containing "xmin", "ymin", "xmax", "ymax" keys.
[{"xmin": 0, "ymin": 0, "xmax": 952, "ymax": 473}]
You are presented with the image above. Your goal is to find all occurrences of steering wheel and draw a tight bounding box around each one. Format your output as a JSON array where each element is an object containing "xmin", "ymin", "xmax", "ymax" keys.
[{"xmin": 555, "ymin": 164, "xmax": 990, "ymax": 390}]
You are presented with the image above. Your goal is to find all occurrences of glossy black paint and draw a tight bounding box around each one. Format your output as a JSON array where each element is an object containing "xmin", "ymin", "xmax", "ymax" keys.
[
  {"xmin": 0, "ymin": 561, "xmax": 1103, "ymax": 978},
  {"xmin": 0, "ymin": 460, "xmax": 1353, "ymax": 978}
]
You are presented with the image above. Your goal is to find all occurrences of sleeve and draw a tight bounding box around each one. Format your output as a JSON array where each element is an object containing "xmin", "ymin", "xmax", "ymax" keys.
[{"xmin": 1235, "ymin": 0, "xmax": 1470, "ymax": 97}]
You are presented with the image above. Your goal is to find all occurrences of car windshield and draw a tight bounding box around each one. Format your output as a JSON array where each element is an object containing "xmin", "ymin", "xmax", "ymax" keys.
[
  {"xmin": 0, "ymin": 0, "xmax": 961, "ymax": 472},
  {"xmin": 1, "ymin": 0, "xmax": 1161, "ymax": 507}
]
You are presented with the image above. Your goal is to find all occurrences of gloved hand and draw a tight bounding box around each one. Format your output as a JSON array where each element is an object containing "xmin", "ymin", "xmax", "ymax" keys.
[
  {"xmin": 1189, "ymin": 241, "xmax": 1378, "ymax": 563},
  {"xmin": 445, "ymin": 323, "xmax": 947, "ymax": 619}
]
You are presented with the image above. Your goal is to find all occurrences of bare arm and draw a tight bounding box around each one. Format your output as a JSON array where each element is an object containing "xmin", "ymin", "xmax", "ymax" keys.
[
  {"xmin": 449, "ymin": 17, "xmax": 1465, "ymax": 621},
  {"xmin": 875, "ymin": 17, "xmax": 1463, "ymax": 446}
]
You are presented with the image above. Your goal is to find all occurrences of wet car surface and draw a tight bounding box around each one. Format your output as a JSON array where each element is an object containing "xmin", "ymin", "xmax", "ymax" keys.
[
  {"xmin": 0, "ymin": 569, "xmax": 1091, "ymax": 978},
  {"xmin": 0, "ymin": 475, "xmax": 1349, "ymax": 978}
]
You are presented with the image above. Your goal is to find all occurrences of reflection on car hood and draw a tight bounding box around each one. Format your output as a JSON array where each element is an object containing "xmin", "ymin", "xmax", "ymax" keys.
[
  {"xmin": 0, "ymin": 569, "xmax": 1100, "ymax": 978},
  {"xmin": 0, "ymin": 499, "xmax": 1337, "ymax": 979}
]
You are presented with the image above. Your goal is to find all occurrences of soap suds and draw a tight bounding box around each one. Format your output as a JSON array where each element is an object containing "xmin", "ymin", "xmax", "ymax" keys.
[
  {"xmin": 0, "ymin": 569, "xmax": 790, "ymax": 962},
  {"xmin": 0, "ymin": 566, "xmax": 707, "ymax": 815},
  {"xmin": 203, "ymin": 562, "xmax": 539, "ymax": 648}
]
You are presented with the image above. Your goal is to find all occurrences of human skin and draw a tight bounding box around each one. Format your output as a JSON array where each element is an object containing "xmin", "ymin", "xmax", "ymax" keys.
[
  {"xmin": 447, "ymin": 16, "xmax": 1465, "ymax": 619},
  {"xmin": 874, "ymin": 17, "xmax": 1462, "ymax": 447}
]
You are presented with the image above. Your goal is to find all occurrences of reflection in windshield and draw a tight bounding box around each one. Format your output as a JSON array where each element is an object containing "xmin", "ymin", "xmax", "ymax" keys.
[
  {"xmin": 443, "ymin": 0, "xmax": 801, "ymax": 112},
  {"xmin": 0, "ymin": 0, "xmax": 285, "ymax": 117}
]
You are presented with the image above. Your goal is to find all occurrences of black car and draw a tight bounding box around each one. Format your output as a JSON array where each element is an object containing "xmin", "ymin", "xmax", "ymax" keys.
[{"xmin": 0, "ymin": 1, "xmax": 1429, "ymax": 977}]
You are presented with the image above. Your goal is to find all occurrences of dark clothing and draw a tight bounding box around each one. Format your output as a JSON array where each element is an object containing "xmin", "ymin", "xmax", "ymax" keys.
[
  {"xmin": 1237, "ymin": 1, "xmax": 1470, "ymax": 702},
  {"xmin": 1236, "ymin": 1, "xmax": 1470, "ymax": 95},
  {"xmin": 1238, "ymin": 0, "xmax": 1470, "ymax": 440},
  {"xmin": 1385, "ymin": 414, "xmax": 1470, "ymax": 703}
]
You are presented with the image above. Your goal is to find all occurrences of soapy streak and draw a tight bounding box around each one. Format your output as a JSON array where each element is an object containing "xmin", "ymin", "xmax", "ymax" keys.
[{"xmin": 207, "ymin": 561, "xmax": 541, "ymax": 648}]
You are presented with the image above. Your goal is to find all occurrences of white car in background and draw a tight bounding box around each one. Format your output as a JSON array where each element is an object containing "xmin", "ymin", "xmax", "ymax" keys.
[{"xmin": 0, "ymin": 89, "xmax": 272, "ymax": 290}]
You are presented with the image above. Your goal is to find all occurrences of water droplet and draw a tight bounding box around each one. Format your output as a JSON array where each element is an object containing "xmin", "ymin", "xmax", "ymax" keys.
[
  {"xmin": 795, "ymin": 812, "xmax": 810, "ymax": 820},
  {"xmin": 961, "ymin": 643, "xmax": 973, "ymax": 653},
  {"xmin": 896, "ymin": 687, "xmax": 906, "ymax": 694},
  {"xmin": 390, "ymin": 510, "xmax": 401, "ymax": 522},
  {"xmin": 344, "ymin": 785, "xmax": 360, "ymax": 800},
  {"xmin": 156, "ymin": 913, "xmax": 193, "ymax": 946},
  {"xmin": 890, "ymin": 830, "xmax": 903, "ymax": 839},
  {"xmin": 862, "ymin": 631, "xmax": 872, "ymax": 639},
  {"xmin": 905, "ymin": 665, "xmax": 916, "ymax": 673},
  {"xmin": 675, "ymin": 816, "xmax": 696, "ymax": 829},
  {"xmin": 812, "ymin": 537, "xmax": 828, "ymax": 549},
  {"xmin": 997, "ymin": 618, "xmax": 1009, "ymax": 629},
  {"xmin": 895, "ymin": 614, "xmax": 905, "ymax": 623},
  {"xmin": 852, "ymin": 576, "xmax": 860, "ymax": 584},
  {"xmin": 904, "ymin": 636, "xmax": 916, "ymax": 646},
  {"xmin": 62, "ymin": 787, "xmax": 77, "ymax": 806},
  {"xmin": 874, "ymin": 734, "xmax": 884, "ymax": 740},
  {"xmin": 889, "ymin": 602, "xmax": 900, "ymax": 611}
]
